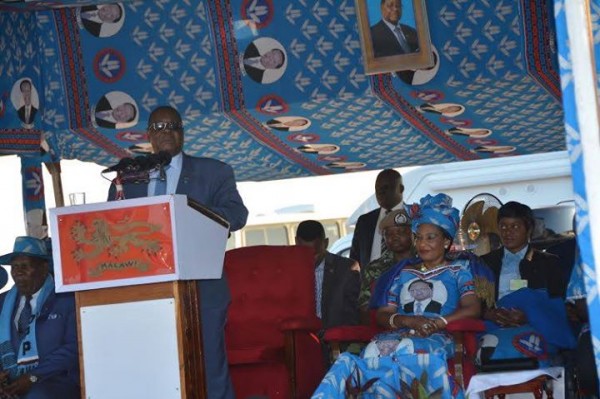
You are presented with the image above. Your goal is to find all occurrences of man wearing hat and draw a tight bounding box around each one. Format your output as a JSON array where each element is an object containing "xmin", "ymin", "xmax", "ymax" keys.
[
  {"xmin": 358, "ymin": 209, "xmax": 413, "ymax": 324},
  {"xmin": 0, "ymin": 236, "xmax": 79, "ymax": 399}
]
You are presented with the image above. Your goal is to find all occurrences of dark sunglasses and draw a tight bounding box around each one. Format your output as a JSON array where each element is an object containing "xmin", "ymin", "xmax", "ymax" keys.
[{"xmin": 148, "ymin": 121, "xmax": 183, "ymax": 132}]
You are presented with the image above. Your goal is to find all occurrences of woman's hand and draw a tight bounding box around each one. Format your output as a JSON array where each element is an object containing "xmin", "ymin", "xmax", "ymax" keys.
[{"xmin": 401, "ymin": 316, "xmax": 440, "ymax": 337}]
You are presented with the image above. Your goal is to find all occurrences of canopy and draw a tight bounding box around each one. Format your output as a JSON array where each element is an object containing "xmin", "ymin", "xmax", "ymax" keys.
[{"xmin": 0, "ymin": 0, "xmax": 564, "ymax": 181}]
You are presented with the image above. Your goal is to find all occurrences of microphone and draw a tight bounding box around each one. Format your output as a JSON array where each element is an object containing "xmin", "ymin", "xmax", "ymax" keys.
[
  {"xmin": 102, "ymin": 157, "xmax": 137, "ymax": 174},
  {"xmin": 102, "ymin": 151, "xmax": 172, "ymax": 174}
]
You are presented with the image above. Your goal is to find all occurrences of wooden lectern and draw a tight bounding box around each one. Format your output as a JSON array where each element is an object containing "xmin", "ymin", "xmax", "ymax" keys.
[{"xmin": 48, "ymin": 195, "xmax": 229, "ymax": 399}]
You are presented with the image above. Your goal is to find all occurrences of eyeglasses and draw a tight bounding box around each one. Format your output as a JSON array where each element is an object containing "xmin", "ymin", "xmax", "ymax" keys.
[{"xmin": 148, "ymin": 121, "xmax": 183, "ymax": 133}]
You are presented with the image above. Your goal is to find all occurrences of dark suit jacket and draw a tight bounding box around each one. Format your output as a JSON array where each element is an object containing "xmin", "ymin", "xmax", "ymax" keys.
[
  {"xmin": 0, "ymin": 290, "xmax": 79, "ymax": 394},
  {"xmin": 481, "ymin": 246, "xmax": 566, "ymax": 300},
  {"xmin": 80, "ymin": 5, "xmax": 104, "ymax": 37},
  {"xmin": 350, "ymin": 208, "xmax": 379, "ymax": 270},
  {"xmin": 370, "ymin": 20, "xmax": 419, "ymax": 58},
  {"xmin": 243, "ymin": 42, "xmax": 266, "ymax": 82},
  {"xmin": 17, "ymin": 105, "xmax": 37, "ymax": 125},
  {"xmin": 108, "ymin": 153, "xmax": 249, "ymax": 307},
  {"xmin": 320, "ymin": 252, "xmax": 360, "ymax": 329},
  {"xmin": 94, "ymin": 95, "xmax": 117, "ymax": 129},
  {"xmin": 403, "ymin": 299, "xmax": 442, "ymax": 314}
]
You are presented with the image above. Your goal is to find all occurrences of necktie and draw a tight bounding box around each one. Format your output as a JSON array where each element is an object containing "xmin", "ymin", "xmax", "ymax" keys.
[
  {"xmin": 380, "ymin": 209, "xmax": 391, "ymax": 255},
  {"xmin": 18, "ymin": 296, "xmax": 32, "ymax": 340},
  {"xmin": 415, "ymin": 301, "xmax": 423, "ymax": 315},
  {"xmin": 394, "ymin": 26, "xmax": 410, "ymax": 53},
  {"xmin": 153, "ymin": 166, "xmax": 169, "ymax": 196}
]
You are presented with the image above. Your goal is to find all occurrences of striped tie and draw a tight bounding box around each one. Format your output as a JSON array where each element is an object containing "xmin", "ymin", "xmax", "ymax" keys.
[{"xmin": 18, "ymin": 296, "xmax": 32, "ymax": 340}]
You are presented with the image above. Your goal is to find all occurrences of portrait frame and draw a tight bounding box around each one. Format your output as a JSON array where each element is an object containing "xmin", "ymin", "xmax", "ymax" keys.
[{"xmin": 356, "ymin": 0, "xmax": 434, "ymax": 75}]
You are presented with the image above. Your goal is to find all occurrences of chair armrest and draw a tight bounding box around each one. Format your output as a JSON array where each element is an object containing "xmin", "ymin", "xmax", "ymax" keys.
[
  {"xmin": 280, "ymin": 317, "xmax": 322, "ymax": 332},
  {"xmin": 446, "ymin": 318, "xmax": 486, "ymax": 333},
  {"xmin": 322, "ymin": 325, "xmax": 379, "ymax": 342}
]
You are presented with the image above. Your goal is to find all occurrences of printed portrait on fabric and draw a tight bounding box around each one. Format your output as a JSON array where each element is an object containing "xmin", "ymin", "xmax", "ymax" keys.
[
  {"xmin": 241, "ymin": 37, "xmax": 288, "ymax": 84},
  {"xmin": 77, "ymin": 3, "xmax": 126, "ymax": 38},
  {"xmin": 357, "ymin": 0, "xmax": 433, "ymax": 74},
  {"xmin": 11, "ymin": 78, "xmax": 40, "ymax": 128},
  {"xmin": 297, "ymin": 144, "xmax": 340, "ymax": 155},
  {"xmin": 265, "ymin": 116, "xmax": 311, "ymax": 132},
  {"xmin": 400, "ymin": 278, "xmax": 448, "ymax": 314},
  {"xmin": 92, "ymin": 91, "xmax": 139, "ymax": 130}
]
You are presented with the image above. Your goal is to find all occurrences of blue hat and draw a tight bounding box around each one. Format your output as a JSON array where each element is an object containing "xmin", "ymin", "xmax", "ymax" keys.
[
  {"xmin": 0, "ymin": 236, "xmax": 51, "ymax": 266},
  {"xmin": 411, "ymin": 194, "xmax": 460, "ymax": 238}
]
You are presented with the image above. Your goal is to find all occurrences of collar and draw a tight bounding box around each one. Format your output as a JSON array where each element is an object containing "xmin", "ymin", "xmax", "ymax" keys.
[
  {"xmin": 383, "ymin": 18, "xmax": 397, "ymax": 32},
  {"xmin": 379, "ymin": 201, "xmax": 404, "ymax": 216},
  {"xmin": 169, "ymin": 152, "xmax": 183, "ymax": 172},
  {"xmin": 504, "ymin": 245, "xmax": 529, "ymax": 260},
  {"xmin": 149, "ymin": 152, "xmax": 182, "ymax": 178}
]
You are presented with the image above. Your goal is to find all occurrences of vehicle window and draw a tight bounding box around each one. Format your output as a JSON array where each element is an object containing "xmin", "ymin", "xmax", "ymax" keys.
[
  {"xmin": 266, "ymin": 226, "xmax": 288, "ymax": 245},
  {"xmin": 244, "ymin": 229, "xmax": 265, "ymax": 246},
  {"xmin": 244, "ymin": 226, "xmax": 288, "ymax": 246},
  {"xmin": 323, "ymin": 221, "xmax": 341, "ymax": 244}
]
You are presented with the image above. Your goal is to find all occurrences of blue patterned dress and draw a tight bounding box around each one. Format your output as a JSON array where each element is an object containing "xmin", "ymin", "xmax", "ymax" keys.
[{"xmin": 311, "ymin": 258, "xmax": 476, "ymax": 399}]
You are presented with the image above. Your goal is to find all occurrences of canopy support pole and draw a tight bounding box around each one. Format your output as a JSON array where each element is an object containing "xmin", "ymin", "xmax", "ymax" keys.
[{"xmin": 45, "ymin": 161, "xmax": 65, "ymax": 208}]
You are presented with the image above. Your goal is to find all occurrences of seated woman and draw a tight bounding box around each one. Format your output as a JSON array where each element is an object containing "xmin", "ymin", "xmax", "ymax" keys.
[
  {"xmin": 312, "ymin": 194, "xmax": 482, "ymax": 399},
  {"xmin": 478, "ymin": 201, "xmax": 574, "ymax": 365}
]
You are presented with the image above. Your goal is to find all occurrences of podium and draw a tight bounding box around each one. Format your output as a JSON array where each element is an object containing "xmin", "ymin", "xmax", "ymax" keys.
[{"xmin": 48, "ymin": 194, "xmax": 229, "ymax": 399}]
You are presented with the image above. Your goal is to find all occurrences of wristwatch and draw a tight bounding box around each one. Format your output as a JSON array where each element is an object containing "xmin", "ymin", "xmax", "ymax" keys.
[{"xmin": 28, "ymin": 374, "xmax": 38, "ymax": 383}]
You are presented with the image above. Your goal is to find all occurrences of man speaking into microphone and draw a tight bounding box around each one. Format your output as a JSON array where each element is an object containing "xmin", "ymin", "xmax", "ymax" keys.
[{"xmin": 107, "ymin": 105, "xmax": 248, "ymax": 399}]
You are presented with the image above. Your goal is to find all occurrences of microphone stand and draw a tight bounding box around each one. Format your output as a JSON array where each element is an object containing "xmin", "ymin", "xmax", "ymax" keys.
[{"xmin": 112, "ymin": 173, "xmax": 125, "ymax": 201}]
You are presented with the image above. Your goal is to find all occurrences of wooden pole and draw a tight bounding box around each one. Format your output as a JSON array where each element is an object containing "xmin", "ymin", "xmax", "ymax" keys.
[{"xmin": 44, "ymin": 161, "xmax": 65, "ymax": 207}]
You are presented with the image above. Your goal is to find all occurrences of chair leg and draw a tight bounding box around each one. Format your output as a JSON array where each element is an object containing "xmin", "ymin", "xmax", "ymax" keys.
[
  {"xmin": 284, "ymin": 331, "xmax": 297, "ymax": 399},
  {"xmin": 330, "ymin": 342, "xmax": 341, "ymax": 363}
]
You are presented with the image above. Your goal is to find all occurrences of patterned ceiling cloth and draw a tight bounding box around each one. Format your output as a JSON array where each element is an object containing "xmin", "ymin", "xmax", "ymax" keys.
[{"xmin": 0, "ymin": 0, "xmax": 565, "ymax": 181}]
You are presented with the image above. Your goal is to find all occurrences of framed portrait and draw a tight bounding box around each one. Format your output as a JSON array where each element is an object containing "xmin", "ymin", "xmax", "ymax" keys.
[{"xmin": 356, "ymin": 0, "xmax": 434, "ymax": 74}]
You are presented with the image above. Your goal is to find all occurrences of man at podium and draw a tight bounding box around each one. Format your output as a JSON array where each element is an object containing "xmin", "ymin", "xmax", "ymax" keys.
[
  {"xmin": 0, "ymin": 236, "xmax": 80, "ymax": 399},
  {"xmin": 108, "ymin": 105, "xmax": 248, "ymax": 399}
]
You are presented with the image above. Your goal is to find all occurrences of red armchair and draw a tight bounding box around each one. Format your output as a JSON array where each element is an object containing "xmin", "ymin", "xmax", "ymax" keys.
[{"xmin": 224, "ymin": 245, "xmax": 325, "ymax": 399}]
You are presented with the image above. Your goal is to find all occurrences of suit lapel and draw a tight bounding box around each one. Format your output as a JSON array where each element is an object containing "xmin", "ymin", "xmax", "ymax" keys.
[
  {"xmin": 321, "ymin": 253, "xmax": 335, "ymax": 317},
  {"xmin": 176, "ymin": 153, "xmax": 192, "ymax": 194}
]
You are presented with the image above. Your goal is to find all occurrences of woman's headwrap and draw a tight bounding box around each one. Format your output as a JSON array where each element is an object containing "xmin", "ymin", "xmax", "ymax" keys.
[{"xmin": 411, "ymin": 193, "xmax": 460, "ymax": 239}]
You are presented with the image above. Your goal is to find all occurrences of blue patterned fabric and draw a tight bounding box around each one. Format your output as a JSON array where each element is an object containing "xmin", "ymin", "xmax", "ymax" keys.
[
  {"xmin": 479, "ymin": 288, "xmax": 576, "ymax": 369},
  {"xmin": 411, "ymin": 194, "xmax": 460, "ymax": 239},
  {"xmin": 554, "ymin": 0, "xmax": 600, "ymax": 388},
  {"xmin": 312, "ymin": 352, "xmax": 462, "ymax": 399}
]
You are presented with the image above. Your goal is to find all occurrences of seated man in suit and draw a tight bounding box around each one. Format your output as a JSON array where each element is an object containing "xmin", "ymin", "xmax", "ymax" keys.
[
  {"xmin": 370, "ymin": 0, "xmax": 419, "ymax": 58},
  {"xmin": 0, "ymin": 236, "xmax": 80, "ymax": 399},
  {"xmin": 295, "ymin": 220, "xmax": 360, "ymax": 329}
]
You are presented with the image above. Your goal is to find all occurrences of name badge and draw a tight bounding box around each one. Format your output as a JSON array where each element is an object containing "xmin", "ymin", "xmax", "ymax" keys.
[{"xmin": 510, "ymin": 279, "xmax": 528, "ymax": 291}]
